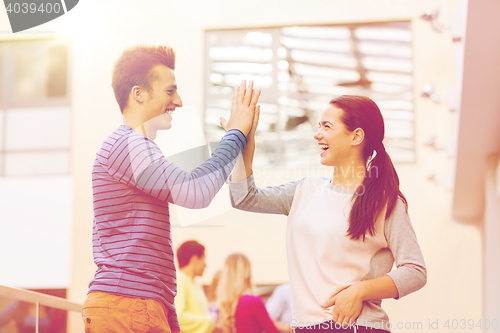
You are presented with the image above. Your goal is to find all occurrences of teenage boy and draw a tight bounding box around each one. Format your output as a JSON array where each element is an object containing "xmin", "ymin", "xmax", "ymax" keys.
[{"xmin": 82, "ymin": 45, "xmax": 260, "ymax": 333}]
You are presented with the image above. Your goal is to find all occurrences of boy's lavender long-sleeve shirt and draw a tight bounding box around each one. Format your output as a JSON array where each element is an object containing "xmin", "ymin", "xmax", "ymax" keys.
[{"xmin": 88, "ymin": 125, "xmax": 246, "ymax": 331}]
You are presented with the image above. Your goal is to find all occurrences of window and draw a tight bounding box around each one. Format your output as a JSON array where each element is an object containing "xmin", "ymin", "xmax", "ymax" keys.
[
  {"xmin": 204, "ymin": 22, "xmax": 414, "ymax": 167},
  {"xmin": 0, "ymin": 39, "xmax": 71, "ymax": 177}
]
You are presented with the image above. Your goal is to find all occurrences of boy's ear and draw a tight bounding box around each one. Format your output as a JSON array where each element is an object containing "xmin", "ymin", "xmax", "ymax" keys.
[
  {"xmin": 188, "ymin": 255, "xmax": 198, "ymax": 265},
  {"xmin": 131, "ymin": 85, "xmax": 144, "ymax": 103}
]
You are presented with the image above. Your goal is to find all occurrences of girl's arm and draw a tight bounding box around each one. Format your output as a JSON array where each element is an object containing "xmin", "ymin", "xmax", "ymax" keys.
[
  {"xmin": 322, "ymin": 199, "xmax": 427, "ymax": 325},
  {"xmin": 220, "ymin": 86, "xmax": 260, "ymax": 182},
  {"xmin": 383, "ymin": 199, "xmax": 427, "ymax": 297},
  {"xmin": 321, "ymin": 275, "xmax": 398, "ymax": 325},
  {"xmin": 229, "ymin": 174, "xmax": 302, "ymax": 216},
  {"xmin": 222, "ymin": 94, "xmax": 303, "ymax": 216}
]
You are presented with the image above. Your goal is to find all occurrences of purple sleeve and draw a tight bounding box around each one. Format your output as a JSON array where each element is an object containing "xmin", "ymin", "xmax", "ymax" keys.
[{"xmin": 105, "ymin": 129, "xmax": 246, "ymax": 208}]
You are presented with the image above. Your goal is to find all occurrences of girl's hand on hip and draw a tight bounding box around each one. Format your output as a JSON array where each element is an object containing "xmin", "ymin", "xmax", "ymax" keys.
[{"xmin": 322, "ymin": 284, "xmax": 363, "ymax": 327}]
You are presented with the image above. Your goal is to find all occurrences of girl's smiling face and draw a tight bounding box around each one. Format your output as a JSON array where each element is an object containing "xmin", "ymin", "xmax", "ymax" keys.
[{"xmin": 313, "ymin": 104, "xmax": 357, "ymax": 167}]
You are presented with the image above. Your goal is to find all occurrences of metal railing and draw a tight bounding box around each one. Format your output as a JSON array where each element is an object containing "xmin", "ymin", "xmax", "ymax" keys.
[{"xmin": 0, "ymin": 284, "xmax": 81, "ymax": 333}]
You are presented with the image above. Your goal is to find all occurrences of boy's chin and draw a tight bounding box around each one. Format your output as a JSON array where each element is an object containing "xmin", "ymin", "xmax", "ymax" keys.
[{"xmin": 151, "ymin": 120, "xmax": 172, "ymax": 131}]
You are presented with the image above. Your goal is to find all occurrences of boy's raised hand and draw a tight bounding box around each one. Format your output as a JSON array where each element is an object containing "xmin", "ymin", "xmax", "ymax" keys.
[{"xmin": 222, "ymin": 80, "xmax": 260, "ymax": 137}]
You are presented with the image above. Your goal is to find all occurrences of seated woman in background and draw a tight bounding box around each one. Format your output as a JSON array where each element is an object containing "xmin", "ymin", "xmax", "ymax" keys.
[{"xmin": 216, "ymin": 253, "xmax": 279, "ymax": 333}]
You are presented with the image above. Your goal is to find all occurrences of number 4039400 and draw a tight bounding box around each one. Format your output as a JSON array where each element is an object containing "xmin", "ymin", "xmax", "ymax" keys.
[
  {"xmin": 6, "ymin": 3, "xmax": 63, "ymax": 14},
  {"xmin": 444, "ymin": 319, "xmax": 498, "ymax": 330}
]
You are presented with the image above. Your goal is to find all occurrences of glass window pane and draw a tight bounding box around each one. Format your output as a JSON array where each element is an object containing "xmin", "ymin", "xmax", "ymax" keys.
[
  {"xmin": 0, "ymin": 297, "xmax": 19, "ymax": 331},
  {"xmin": 13, "ymin": 41, "xmax": 68, "ymax": 100},
  {"xmin": 5, "ymin": 107, "xmax": 71, "ymax": 150},
  {"xmin": 0, "ymin": 110, "xmax": 4, "ymax": 151},
  {"xmin": 4, "ymin": 151, "xmax": 70, "ymax": 176},
  {"xmin": 47, "ymin": 45, "xmax": 68, "ymax": 97},
  {"xmin": 14, "ymin": 41, "xmax": 47, "ymax": 100},
  {"xmin": 205, "ymin": 23, "xmax": 415, "ymax": 165},
  {"xmin": 0, "ymin": 44, "xmax": 3, "ymax": 106},
  {"xmin": 0, "ymin": 298, "xmax": 68, "ymax": 332},
  {"xmin": 0, "ymin": 110, "xmax": 3, "ymax": 176}
]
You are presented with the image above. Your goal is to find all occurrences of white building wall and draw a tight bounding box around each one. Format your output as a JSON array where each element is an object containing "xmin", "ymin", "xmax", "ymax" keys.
[{"xmin": 0, "ymin": 1, "xmax": 489, "ymax": 332}]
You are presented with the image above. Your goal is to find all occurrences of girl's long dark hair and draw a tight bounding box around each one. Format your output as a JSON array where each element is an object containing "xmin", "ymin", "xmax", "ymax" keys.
[{"xmin": 330, "ymin": 95, "xmax": 407, "ymax": 240}]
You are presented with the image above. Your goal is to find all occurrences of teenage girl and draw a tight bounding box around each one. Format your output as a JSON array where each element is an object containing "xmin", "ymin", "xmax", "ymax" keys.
[
  {"xmin": 216, "ymin": 253, "xmax": 279, "ymax": 333},
  {"xmin": 222, "ymin": 94, "xmax": 426, "ymax": 333}
]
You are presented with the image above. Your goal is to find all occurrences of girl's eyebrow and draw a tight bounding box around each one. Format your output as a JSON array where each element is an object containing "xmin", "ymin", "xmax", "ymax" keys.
[{"xmin": 319, "ymin": 121, "xmax": 334, "ymax": 126}]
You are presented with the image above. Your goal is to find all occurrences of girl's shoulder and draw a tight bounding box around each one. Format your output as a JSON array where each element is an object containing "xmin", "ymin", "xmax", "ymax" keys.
[
  {"xmin": 239, "ymin": 294, "xmax": 265, "ymax": 306},
  {"xmin": 390, "ymin": 197, "xmax": 409, "ymax": 218},
  {"xmin": 240, "ymin": 294, "xmax": 262, "ymax": 300}
]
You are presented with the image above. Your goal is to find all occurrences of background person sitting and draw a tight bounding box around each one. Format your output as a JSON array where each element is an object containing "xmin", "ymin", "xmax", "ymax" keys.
[
  {"xmin": 216, "ymin": 253, "xmax": 279, "ymax": 333},
  {"xmin": 266, "ymin": 283, "xmax": 293, "ymax": 333},
  {"xmin": 175, "ymin": 240, "xmax": 215, "ymax": 333}
]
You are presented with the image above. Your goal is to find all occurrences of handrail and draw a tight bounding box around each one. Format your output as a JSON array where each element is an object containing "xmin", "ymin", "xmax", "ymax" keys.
[{"xmin": 0, "ymin": 284, "xmax": 81, "ymax": 312}]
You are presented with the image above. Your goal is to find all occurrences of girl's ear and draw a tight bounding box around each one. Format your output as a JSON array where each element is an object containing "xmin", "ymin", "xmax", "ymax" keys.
[{"xmin": 351, "ymin": 127, "xmax": 365, "ymax": 147}]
